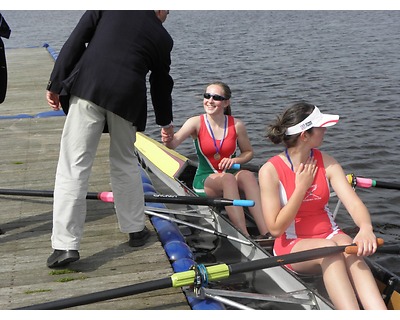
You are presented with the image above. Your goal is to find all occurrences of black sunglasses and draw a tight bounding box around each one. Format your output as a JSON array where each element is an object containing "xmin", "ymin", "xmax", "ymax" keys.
[{"xmin": 203, "ymin": 93, "xmax": 227, "ymax": 101}]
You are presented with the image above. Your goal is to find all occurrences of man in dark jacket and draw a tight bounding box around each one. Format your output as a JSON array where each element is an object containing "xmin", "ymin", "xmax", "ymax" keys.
[
  {"xmin": 46, "ymin": 10, "xmax": 174, "ymax": 268},
  {"xmin": 0, "ymin": 13, "xmax": 11, "ymax": 104}
]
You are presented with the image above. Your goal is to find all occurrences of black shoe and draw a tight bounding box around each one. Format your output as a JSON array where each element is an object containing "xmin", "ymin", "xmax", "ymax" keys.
[
  {"xmin": 129, "ymin": 226, "xmax": 150, "ymax": 247},
  {"xmin": 47, "ymin": 249, "xmax": 80, "ymax": 268}
]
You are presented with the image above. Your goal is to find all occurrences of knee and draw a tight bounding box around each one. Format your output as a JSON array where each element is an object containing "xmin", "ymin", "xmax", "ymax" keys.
[
  {"xmin": 236, "ymin": 170, "xmax": 258, "ymax": 190},
  {"xmin": 219, "ymin": 173, "xmax": 237, "ymax": 184},
  {"xmin": 236, "ymin": 170, "xmax": 257, "ymax": 184}
]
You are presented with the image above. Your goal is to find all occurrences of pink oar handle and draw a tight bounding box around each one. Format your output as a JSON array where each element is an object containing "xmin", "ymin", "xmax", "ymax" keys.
[
  {"xmin": 355, "ymin": 177, "xmax": 373, "ymax": 188},
  {"xmin": 98, "ymin": 192, "xmax": 114, "ymax": 202}
]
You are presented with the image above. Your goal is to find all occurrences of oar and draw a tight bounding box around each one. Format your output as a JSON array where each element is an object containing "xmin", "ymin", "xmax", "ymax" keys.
[
  {"xmin": 16, "ymin": 239, "xmax": 383, "ymax": 310},
  {"xmin": 0, "ymin": 188, "xmax": 254, "ymax": 207},
  {"xmin": 375, "ymin": 244, "xmax": 400, "ymax": 254},
  {"xmin": 351, "ymin": 176, "xmax": 400, "ymax": 191},
  {"xmin": 145, "ymin": 210, "xmax": 253, "ymax": 246},
  {"xmin": 231, "ymin": 163, "xmax": 260, "ymax": 172}
]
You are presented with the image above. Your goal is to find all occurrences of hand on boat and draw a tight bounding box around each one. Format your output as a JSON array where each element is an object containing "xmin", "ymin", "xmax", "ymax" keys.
[{"xmin": 46, "ymin": 91, "xmax": 61, "ymax": 110}]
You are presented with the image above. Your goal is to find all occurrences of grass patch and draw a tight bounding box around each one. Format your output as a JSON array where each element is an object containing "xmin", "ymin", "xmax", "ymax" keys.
[
  {"xmin": 49, "ymin": 269, "xmax": 78, "ymax": 275},
  {"xmin": 56, "ymin": 277, "xmax": 76, "ymax": 283},
  {"xmin": 25, "ymin": 289, "xmax": 52, "ymax": 294},
  {"xmin": 12, "ymin": 161, "xmax": 24, "ymax": 165},
  {"xmin": 56, "ymin": 275, "xmax": 87, "ymax": 283}
]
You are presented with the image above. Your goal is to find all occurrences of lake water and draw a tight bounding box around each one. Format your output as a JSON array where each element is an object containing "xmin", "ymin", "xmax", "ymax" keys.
[{"xmin": 2, "ymin": 10, "xmax": 399, "ymax": 275}]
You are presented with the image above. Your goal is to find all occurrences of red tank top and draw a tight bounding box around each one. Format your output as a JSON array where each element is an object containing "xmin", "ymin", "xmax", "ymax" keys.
[
  {"xmin": 268, "ymin": 149, "xmax": 339, "ymax": 240},
  {"xmin": 197, "ymin": 114, "xmax": 237, "ymax": 172}
]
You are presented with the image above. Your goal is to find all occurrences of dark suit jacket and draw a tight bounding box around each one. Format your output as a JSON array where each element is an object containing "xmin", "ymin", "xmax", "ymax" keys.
[{"xmin": 47, "ymin": 10, "xmax": 174, "ymax": 131}]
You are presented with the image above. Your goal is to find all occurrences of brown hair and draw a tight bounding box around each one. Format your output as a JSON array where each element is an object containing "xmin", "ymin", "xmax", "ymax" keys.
[{"xmin": 267, "ymin": 102, "xmax": 315, "ymax": 147}]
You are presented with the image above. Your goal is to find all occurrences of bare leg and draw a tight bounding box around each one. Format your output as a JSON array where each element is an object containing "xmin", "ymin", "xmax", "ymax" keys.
[
  {"xmin": 290, "ymin": 238, "xmax": 361, "ymax": 309},
  {"xmin": 345, "ymin": 252, "xmax": 387, "ymax": 309},
  {"xmin": 204, "ymin": 173, "xmax": 250, "ymax": 236},
  {"xmin": 236, "ymin": 170, "xmax": 269, "ymax": 235},
  {"xmin": 332, "ymin": 234, "xmax": 387, "ymax": 310}
]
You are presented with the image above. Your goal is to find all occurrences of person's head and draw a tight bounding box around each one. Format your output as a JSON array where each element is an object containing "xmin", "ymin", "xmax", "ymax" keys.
[
  {"xmin": 203, "ymin": 81, "xmax": 232, "ymax": 115},
  {"xmin": 267, "ymin": 102, "xmax": 339, "ymax": 148},
  {"xmin": 155, "ymin": 10, "xmax": 169, "ymax": 23}
]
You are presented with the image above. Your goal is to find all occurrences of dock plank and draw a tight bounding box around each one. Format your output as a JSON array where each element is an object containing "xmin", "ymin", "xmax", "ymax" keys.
[{"xmin": 0, "ymin": 48, "xmax": 190, "ymax": 310}]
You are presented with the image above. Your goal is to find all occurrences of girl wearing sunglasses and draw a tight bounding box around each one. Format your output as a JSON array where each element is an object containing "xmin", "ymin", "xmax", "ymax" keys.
[{"xmin": 162, "ymin": 81, "xmax": 270, "ymax": 239}]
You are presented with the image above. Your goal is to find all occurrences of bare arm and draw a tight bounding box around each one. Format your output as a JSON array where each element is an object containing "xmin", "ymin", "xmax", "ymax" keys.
[
  {"xmin": 234, "ymin": 119, "xmax": 254, "ymax": 163},
  {"xmin": 324, "ymin": 153, "xmax": 377, "ymax": 255},
  {"xmin": 162, "ymin": 116, "xmax": 199, "ymax": 149},
  {"xmin": 217, "ymin": 118, "xmax": 253, "ymax": 171}
]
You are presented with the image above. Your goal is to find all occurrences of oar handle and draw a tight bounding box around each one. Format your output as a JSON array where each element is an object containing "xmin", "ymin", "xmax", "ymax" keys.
[
  {"xmin": 97, "ymin": 191, "xmax": 113, "ymax": 202},
  {"xmin": 344, "ymin": 238, "xmax": 384, "ymax": 254},
  {"xmin": 232, "ymin": 199, "xmax": 255, "ymax": 207},
  {"xmin": 231, "ymin": 163, "xmax": 260, "ymax": 172},
  {"xmin": 355, "ymin": 177, "xmax": 374, "ymax": 188}
]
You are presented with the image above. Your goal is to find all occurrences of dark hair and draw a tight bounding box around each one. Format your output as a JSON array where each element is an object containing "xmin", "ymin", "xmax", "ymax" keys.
[
  {"xmin": 267, "ymin": 102, "xmax": 315, "ymax": 147},
  {"xmin": 206, "ymin": 81, "xmax": 232, "ymax": 115}
]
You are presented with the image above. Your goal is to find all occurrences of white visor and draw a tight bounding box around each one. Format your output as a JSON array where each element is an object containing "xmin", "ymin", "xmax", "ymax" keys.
[{"xmin": 285, "ymin": 106, "xmax": 339, "ymax": 135}]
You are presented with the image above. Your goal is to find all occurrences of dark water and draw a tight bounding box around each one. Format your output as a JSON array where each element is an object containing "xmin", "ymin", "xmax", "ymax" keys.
[{"xmin": 2, "ymin": 10, "xmax": 399, "ymax": 275}]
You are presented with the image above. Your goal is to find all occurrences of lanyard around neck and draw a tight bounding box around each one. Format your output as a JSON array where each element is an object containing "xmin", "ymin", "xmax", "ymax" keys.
[
  {"xmin": 205, "ymin": 114, "xmax": 227, "ymax": 160},
  {"xmin": 285, "ymin": 148, "xmax": 314, "ymax": 172}
]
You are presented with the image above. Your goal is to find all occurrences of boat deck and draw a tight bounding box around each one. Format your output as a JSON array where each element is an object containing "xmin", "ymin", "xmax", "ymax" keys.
[{"xmin": 0, "ymin": 47, "xmax": 189, "ymax": 309}]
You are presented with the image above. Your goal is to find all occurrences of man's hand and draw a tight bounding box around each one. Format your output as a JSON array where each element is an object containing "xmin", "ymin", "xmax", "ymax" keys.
[
  {"xmin": 161, "ymin": 125, "xmax": 174, "ymax": 143},
  {"xmin": 46, "ymin": 91, "xmax": 61, "ymax": 110}
]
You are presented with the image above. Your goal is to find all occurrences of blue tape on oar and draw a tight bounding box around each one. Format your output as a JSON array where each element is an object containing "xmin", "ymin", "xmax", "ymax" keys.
[{"xmin": 232, "ymin": 199, "xmax": 255, "ymax": 207}]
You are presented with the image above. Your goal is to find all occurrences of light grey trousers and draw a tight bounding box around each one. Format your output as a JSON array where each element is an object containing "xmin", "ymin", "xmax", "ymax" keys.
[{"xmin": 51, "ymin": 96, "xmax": 145, "ymax": 250}]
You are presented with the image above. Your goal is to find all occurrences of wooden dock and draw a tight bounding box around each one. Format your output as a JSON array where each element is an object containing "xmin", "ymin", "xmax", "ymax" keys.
[{"xmin": 0, "ymin": 47, "xmax": 190, "ymax": 310}]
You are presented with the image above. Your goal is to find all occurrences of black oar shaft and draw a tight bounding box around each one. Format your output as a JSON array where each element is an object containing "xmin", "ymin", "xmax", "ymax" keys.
[
  {"xmin": 375, "ymin": 180, "xmax": 400, "ymax": 190},
  {"xmin": 0, "ymin": 189, "xmax": 54, "ymax": 198},
  {"xmin": 16, "ymin": 241, "xmax": 384, "ymax": 310},
  {"xmin": 144, "ymin": 194, "xmax": 226, "ymax": 206},
  {"xmin": 229, "ymin": 245, "xmax": 351, "ymax": 275},
  {"xmin": 0, "ymin": 188, "xmax": 252, "ymax": 207},
  {"xmin": 376, "ymin": 244, "xmax": 400, "ymax": 254},
  {"xmin": 17, "ymin": 277, "xmax": 172, "ymax": 310},
  {"xmin": 0, "ymin": 188, "xmax": 100, "ymax": 200}
]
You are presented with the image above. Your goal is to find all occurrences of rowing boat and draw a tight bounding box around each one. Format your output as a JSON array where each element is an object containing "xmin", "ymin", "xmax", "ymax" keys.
[{"xmin": 134, "ymin": 132, "xmax": 400, "ymax": 310}]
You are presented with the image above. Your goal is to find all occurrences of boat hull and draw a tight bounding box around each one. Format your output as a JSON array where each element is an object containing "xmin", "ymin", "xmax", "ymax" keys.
[{"xmin": 135, "ymin": 133, "xmax": 336, "ymax": 310}]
